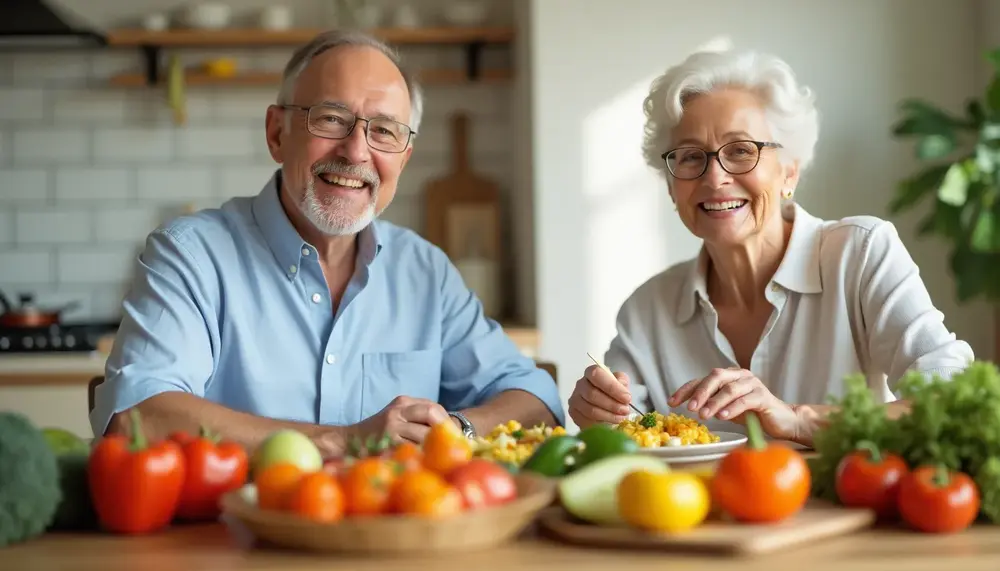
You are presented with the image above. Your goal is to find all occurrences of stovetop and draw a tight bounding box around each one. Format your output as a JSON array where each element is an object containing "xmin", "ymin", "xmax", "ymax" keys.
[{"xmin": 0, "ymin": 321, "xmax": 120, "ymax": 353}]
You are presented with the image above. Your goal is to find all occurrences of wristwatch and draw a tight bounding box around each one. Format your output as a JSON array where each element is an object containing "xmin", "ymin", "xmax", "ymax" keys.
[{"xmin": 448, "ymin": 411, "xmax": 476, "ymax": 439}]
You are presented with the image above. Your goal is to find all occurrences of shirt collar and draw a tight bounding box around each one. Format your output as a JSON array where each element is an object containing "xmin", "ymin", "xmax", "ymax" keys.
[
  {"xmin": 251, "ymin": 169, "xmax": 384, "ymax": 281},
  {"xmin": 676, "ymin": 201, "xmax": 824, "ymax": 324}
]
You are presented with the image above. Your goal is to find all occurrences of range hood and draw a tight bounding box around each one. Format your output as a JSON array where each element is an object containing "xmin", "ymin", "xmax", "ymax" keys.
[{"xmin": 0, "ymin": 0, "xmax": 106, "ymax": 49}]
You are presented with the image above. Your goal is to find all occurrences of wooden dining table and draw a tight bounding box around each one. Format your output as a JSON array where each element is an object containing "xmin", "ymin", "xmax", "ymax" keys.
[{"xmin": 6, "ymin": 455, "xmax": 1000, "ymax": 570}]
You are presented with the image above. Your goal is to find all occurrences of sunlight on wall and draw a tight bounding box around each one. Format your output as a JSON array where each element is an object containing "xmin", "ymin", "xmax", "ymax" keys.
[{"xmin": 581, "ymin": 75, "xmax": 669, "ymax": 360}]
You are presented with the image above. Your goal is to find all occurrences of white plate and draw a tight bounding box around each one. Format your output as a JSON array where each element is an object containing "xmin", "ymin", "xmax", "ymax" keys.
[
  {"xmin": 647, "ymin": 451, "xmax": 732, "ymax": 465},
  {"xmin": 632, "ymin": 431, "xmax": 747, "ymax": 459}
]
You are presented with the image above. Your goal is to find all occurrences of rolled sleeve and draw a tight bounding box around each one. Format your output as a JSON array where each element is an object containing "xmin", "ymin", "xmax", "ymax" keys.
[
  {"xmin": 89, "ymin": 228, "xmax": 218, "ymax": 437},
  {"xmin": 857, "ymin": 222, "xmax": 975, "ymax": 391},
  {"xmin": 436, "ymin": 256, "xmax": 565, "ymax": 426}
]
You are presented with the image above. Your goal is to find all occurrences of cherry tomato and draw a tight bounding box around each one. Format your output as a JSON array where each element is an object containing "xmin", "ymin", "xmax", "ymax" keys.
[
  {"xmin": 422, "ymin": 421, "xmax": 472, "ymax": 476},
  {"xmin": 341, "ymin": 457, "xmax": 397, "ymax": 516},
  {"xmin": 288, "ymin": 472, "xmax": 345, "ymax": 523},
  {"xmin": 446, "ymin": 458, "xmax": 518, "ymax": 510},
  {"xmin": 255, "ymin": 463, "xmax": 304, "ymax": 511},
  {"xmin": 835, "ymin": 440, "xmax": 908, "ymax": 519},
  {"xmin": 898, "ymin": 465, "xmax": 980, "ymax": 534},
  {"xmin": 392, "ymin": 442, "xmax": 424, "ymax": 473},
  {"xmin": 390, "ymin": 468, "xmax": 451, "ymax": 514}
]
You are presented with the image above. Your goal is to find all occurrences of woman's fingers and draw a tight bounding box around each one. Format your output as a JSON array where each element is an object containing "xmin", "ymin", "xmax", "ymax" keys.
[
  {"xmin": 669, "ymin": 378, "xmax": 700, "ymax": 407},
  {"xmin": 584, "ymin": 364, "xmax": 631, "ymax": 405},
  {"xmin": 716, "ymin": 389, "xmax": 764, "ymax": 421},
  {"xmin": 568, "ymin": 399, "xmax": 626, "ymax": 426},
  {"xmin": 700, "ymin": 375, "xmax": 758, "ymax": 419},
  {"xmin": 679, "ymin": 368, "xmax": 745, "ymax": 412},
  {"xmin": 581, "ymin": 381, "xmax": 631, "ymax": 417}
]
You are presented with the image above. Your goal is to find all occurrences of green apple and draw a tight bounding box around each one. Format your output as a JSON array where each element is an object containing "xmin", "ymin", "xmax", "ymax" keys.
[{"xmin": 252, "ymin": 429, "xmax": 323, "ymax": 475}]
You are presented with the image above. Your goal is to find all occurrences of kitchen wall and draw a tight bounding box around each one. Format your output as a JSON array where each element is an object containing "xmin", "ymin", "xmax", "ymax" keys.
[
  {"xmin": 0, "ymin": 0, "xmax": 531, "ymax": 324},
  {"xmin": 527, "ymin": 0, "xmax": 995, "ymax": 418}
]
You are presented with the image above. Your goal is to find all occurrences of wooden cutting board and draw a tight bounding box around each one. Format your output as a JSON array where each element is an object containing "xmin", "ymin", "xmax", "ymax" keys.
[
  {"xmin": 536, "ymin": 500, "xmax": 876, "ymax": 556},
  {"xmin": 423, "ymin": 112, "xmax": 502, "ymax": 267}
]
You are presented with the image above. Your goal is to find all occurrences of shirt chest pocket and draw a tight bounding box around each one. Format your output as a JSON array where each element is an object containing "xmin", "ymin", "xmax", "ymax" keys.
[{"xmin": 361, "ymin": 350, "xmax": 443, "ymax": 418}]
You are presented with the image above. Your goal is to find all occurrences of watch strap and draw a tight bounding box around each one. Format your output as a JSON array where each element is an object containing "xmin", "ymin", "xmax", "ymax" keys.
[{"xmin": 448, "ymin": 411, "xmax": 476, "ymax": 439}]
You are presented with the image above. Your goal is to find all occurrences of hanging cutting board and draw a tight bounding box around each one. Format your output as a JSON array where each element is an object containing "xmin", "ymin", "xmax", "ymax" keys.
[
  {"xmin": 423, "ymin": 112, "xmax": 504, "ymax": 317},
  {"xmin": 536, "ymin": 500, "xmax": 876, "ymax": 556}
]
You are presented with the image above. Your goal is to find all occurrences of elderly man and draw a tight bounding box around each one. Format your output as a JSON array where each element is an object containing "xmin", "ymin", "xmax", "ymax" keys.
[{"xmin": 90, "ymin": 30, "xmax": 563, "ymax": 456}]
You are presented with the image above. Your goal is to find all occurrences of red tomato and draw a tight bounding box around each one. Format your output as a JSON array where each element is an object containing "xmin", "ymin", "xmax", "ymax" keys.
[
  {"xmin": 898, "ymin": 465, "xmax": 980, "ymax": 533},
  {"xmin": 446, "ymin": 459, "xmax": 517, "ymax": 510},
  {"xmin": 834, "ymin": 441, "xmax": 908, "ymax": 519}
]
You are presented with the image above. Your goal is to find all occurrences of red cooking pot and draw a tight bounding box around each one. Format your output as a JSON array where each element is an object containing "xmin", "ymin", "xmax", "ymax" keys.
[{"xmin": 0, "ymin": 290, "xmax": 80, "ymax": 328}]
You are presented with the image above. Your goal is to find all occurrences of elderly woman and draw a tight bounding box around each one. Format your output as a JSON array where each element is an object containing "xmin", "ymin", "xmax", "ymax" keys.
[{"xmin": 568, "ymin": 49, "xmax": 974, "ymax": 447}]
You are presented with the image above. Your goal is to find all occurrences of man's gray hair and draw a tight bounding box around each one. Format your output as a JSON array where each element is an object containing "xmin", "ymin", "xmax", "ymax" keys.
[{"xmin": 277, "ymin": 29, "xmax": 424, "ymax": 134}]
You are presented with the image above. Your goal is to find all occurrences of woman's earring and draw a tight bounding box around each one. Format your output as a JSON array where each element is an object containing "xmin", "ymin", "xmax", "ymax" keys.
[{"xmin": 781, "ymin": 188, "xmax": 794, "ymax": 200}]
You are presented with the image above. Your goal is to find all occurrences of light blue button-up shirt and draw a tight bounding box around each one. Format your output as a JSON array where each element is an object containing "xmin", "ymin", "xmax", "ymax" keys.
[{"xmin": 90, "ymin": 170, "xmax": 564, "ymax": 437}]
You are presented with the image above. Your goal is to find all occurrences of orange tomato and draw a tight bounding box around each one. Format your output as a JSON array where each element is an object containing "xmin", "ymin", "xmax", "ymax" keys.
[
  {"xmin": 422, "ymin": 421, "xmax": 472, "ymax": 476},
  {"xmin": 341, "ymin": 457, "xmax": 398, "ymax": 516},
  {"xmin": 392, "ymin": 442, "xmax": 424, "ymax": 473},
  {"xmin": 390, "ymin": 468, "xmax": 449, "ymax": 513},
  {"xmin": 288, "ymin": 472, "xmax": 345, "ymax": 523},
  {"xmin": 256, "ymin": 463, "xmax": 304, "ymax": 511},
  {"xmin": 407, "ymin": 485, "xmax": 464, "ymax": 518},
  {"xmin": 447, "ymin": 458, "xmax": 518, "ymax": 510}
]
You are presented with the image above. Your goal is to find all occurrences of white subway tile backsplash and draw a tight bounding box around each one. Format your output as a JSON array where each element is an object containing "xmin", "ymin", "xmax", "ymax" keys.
[
  {"xmin": 93, "ymin": 128, "xmax": 174, "ymax": 162},
  {"xmin": 95, "ymin": 207, "xmax": 162, "ymax": 243},
  {"xmin": 126, "ymin": 93, "xmax": 215, "ymax": 126},
  {"xmin": 0, "ymin": 211, "xmax": 13, "ymax": 245},
  {"xmin": 213, "ymin": 89, "xmax": 275, "ymax": 120},
  {"xmin": 55, "ymin": 168, "xmax": 132, "ymax": 202},
  {"xmin": 16, "ymin": 209, "xmax": 92, "ymax": 244},
  {"xmin": 175, "ymin": 127, "xmax": 257, "ymax": 159},
  {"xmin": 136, "ymin": 167, "xmax": 213, "ymax": 202},
  {"xmin": 0, "ymin": 169, "xmax": 50, "ymax": 203},
  {"xmin": 219, "ymin": 165, "xmax": 278, "ymax": 200},
  {"xmin": 91, "ymin": 288, "xmax": 127, "ymax": 320},
  {"xmin": 57, "ymin": 247, "xmax": 138, "ymax": 285},
  {"xmin": 0, "ymin": 88, "xmax": 48, "ymax": 121},
  {"xmin": 12, "ymin": 129, "xmax": 90, "ymax": 163},
  {"xmin": 0, "ymin": 251, "xmax": 54, "ymax": 284},
  {"xmin": 53, "ymin": 90, "xmax": 130, "ymax": 124},
  {"xmin": 11, "ymin": 53, "xmax": 90, "ymax": 87}
]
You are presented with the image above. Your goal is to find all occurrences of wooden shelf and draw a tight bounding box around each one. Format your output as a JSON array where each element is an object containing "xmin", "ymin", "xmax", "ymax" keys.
[
  {"xmin": 108, "ymin": 68, "xmax": 512, "ymax": 88},
  {"xmin": 104, "ymin": 27, "xmax": 514, "ymax": 47}
]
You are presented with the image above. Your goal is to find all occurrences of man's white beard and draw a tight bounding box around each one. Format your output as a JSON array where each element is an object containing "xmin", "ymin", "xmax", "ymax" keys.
[{"xmin": 299, "ymin": 175, "xmax": 378, "ymax": 236}]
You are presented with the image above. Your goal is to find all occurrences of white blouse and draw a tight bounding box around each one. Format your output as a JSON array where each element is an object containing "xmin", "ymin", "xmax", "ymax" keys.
[{"xmin": 603, "ymin": 202, "xmax": 975, "ymax": 435}]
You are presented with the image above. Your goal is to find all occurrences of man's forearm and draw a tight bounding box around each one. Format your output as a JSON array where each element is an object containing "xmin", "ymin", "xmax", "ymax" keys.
[
  {"xmin": 106, "ymin": 392, "xmax": 349, "ymax": 457},
  {"xmin": 792, "ymin": 400, "xmax": 911, "ymax": 447},
  {"xmin": 457, "ymin": 389, "xmax": 559, "ymax": 437}
]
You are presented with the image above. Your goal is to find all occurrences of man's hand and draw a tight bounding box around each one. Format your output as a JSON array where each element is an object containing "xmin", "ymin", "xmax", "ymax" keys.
[{"xmin": 351, "ymin": 396, "xmax": 451, "ymax": 445}]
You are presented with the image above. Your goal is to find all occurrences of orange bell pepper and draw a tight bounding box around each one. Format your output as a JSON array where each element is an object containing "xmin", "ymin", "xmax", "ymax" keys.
[
  {"xmin": 88, "ymin": 409, "xmax": 186, "ymax": 534},
  {"xmin": 170, "ymin": 427, "xmax": 249, "ymax": 521},
  {"xmin": 710, "ymin": 412, "xmax": 811, "ymax": 523}
]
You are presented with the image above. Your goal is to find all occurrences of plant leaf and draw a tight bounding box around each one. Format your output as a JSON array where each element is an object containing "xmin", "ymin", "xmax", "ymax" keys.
[
  {"xmin": 917, "ymin": 202, "xmax": 963, "ymax": 239},
  {"xmin": 987, "ymin": 77, "xmax": 1000, "ymax": 113},
  {"xmin": 916, "ymin": 134, "xmax": 956, "ymax": 159},
  {"xmin": 889, "ymin": 164, "xmax": 951, "ymax": 213},
  {"xmin": 967, "ymin": 99, "xmax": 987, "ymax": 128},
  {"xmin": 970, "ymin": 209, "xmax": 999, "ymax": 252},
  {"xmin": 893, "ymin": 99, "xmax": 965, "ymax": 138},
  {"xmin": 938, "ymin": 163, "xmax": 970, "ymax": 206}
]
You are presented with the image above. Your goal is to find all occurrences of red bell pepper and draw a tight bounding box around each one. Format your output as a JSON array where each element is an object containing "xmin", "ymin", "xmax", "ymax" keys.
[
  {"xmin": 171, "ymin": 427, "xmax": 249, "ymax": 521},
  {"xmin": 88, "ymin": 409, "xmax": 186, "ymax": 534}
]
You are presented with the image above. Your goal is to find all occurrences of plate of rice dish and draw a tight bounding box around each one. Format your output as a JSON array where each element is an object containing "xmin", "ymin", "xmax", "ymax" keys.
[{"xmin": 615, "ymin": 411, "xmax": 747, "ymax": 459}]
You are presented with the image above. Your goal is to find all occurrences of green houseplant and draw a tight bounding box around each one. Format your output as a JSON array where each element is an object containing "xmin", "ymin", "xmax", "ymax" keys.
[{"xmin": 889, "ymin": 47, "xmax": 1000, "ymax": 304}]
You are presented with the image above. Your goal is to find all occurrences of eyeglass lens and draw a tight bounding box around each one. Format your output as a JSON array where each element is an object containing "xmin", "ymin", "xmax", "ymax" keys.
[
  {"xmin": 666, "ymin": 141, "xmax": 761, "ymax": 178},
  {"xmin": 307, "ymin": 106, "xmax": 410, "ymax": 152}
]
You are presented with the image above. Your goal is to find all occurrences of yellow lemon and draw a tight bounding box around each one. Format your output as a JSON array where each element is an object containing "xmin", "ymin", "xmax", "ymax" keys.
[{"xmin": 617, "ymin": 469, "xmax": 710, "ymax": 532}]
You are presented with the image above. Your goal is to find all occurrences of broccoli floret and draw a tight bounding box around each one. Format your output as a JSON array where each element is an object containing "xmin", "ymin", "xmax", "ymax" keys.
[{"xmin": 0, "ymin": 412, "xmax": 62, "ymax": 546}]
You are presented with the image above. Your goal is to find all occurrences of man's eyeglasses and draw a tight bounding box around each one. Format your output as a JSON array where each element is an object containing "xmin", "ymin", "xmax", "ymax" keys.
[
  {"xmin": 661, "ymin": 140, "xmax": 782, "ymax": 180},
  {"xmin": 280, "ymin": 104, "xmax": 416, "ymax": 154}
]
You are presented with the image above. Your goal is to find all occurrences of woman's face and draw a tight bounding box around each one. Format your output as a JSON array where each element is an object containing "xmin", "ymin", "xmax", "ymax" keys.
[{"xmin": 665, "ymin": 88, "xmax": 798, "ymax": 247}]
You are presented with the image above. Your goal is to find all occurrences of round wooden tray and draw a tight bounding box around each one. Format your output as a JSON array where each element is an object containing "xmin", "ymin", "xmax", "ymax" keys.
[{"xmin": 220, "ymin": 472, "xmax": 557, "ymax": 555}]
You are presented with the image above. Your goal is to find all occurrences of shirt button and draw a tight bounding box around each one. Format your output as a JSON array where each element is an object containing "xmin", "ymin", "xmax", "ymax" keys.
[
  {"xmin": 311, "ymin": 293, "xmax": 322, "ymax": 303},
  {"xmin": 301, "ymin": 247, "xmax": 310, "ymax": 256},
  {"xmin": 326, "ymin": 354, "xmax": 336, "ymax": 364},
  {"xmin": 289, "ymin": 265, "xmax": 297, "ymax": 274}
]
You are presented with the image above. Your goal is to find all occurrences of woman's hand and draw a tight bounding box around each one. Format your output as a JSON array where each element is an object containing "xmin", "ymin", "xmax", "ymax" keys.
[
  {"xmin": 669, "ymin": 367, "xmax": 802, "ymax": 442},
  {"xmin": 568, "ymin": 365, "xmax": 633, "ymax": 429}
]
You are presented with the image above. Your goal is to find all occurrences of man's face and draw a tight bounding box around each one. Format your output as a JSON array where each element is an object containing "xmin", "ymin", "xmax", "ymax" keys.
[{"xmin": 265, "ymin": 45, "xmax": 414, "ymax": 236}]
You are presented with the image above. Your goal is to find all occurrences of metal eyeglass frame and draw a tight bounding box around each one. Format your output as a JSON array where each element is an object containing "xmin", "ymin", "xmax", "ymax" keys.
[
  {"xmin": 660, "ymin": 140, "xmax": 782, "ymax": 180},
  {"xmin": 280, "ymin": 104, "xmax": 417, "ymax": 154}
]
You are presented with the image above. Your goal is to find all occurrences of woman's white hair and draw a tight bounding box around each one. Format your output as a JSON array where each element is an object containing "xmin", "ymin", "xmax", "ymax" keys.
[{"xmin": 641, "ymin": 49, "xmax": 819, "ymax": 176}]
